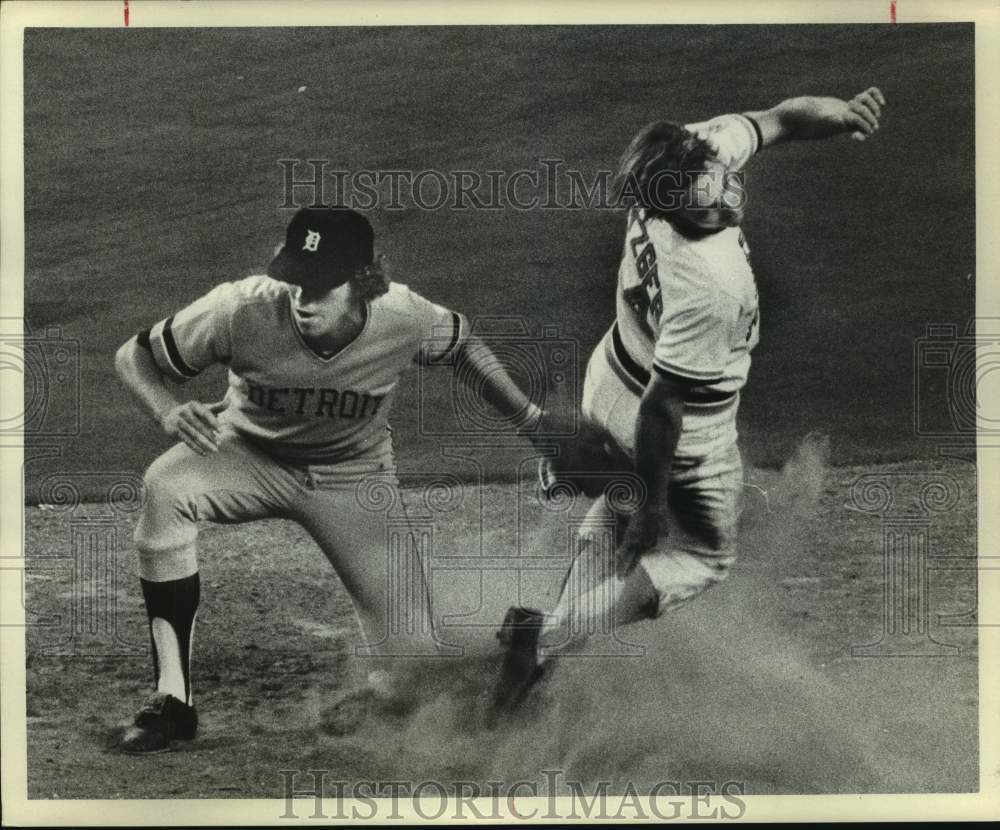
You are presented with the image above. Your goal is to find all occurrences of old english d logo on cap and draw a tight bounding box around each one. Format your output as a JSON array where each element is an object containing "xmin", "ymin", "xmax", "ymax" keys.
[
  {"xmin": 267, "ymin": 207, "xmax": 374, "ymax": 288},
  {"xmin": 302, "ymin": 230, "xmax": 322, "ymax": 252}
]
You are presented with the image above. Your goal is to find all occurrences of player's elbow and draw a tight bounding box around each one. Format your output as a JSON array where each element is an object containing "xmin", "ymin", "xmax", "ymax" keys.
[
  {"xmin": 114, "ymin": 337, "xmax": 142, "ymax": 383},
  {"xmin": 639, "ymin": 372, "xmax": 687, "ymax": 426}
]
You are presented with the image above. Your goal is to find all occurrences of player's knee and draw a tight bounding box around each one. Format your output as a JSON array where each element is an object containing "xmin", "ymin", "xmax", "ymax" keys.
[
  {"xmin": 134, "ymin": 462, "xmax": 199, "ymax": 579},
  {"xmin": 643, "ymin": 550, "xmax": 735, "ymax": 616},
  {"xmin": 133, "ymin": 457, "xmax": 199, "ymax": 554}
]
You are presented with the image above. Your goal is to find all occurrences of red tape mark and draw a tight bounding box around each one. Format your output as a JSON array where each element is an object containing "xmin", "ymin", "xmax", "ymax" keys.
[
  {"xmin": 890, "ymin": 0, "xmax": 897, "ymax": 23},
  {"xmin": 124, "ymin": 0, "xmax": 129, "ymax": 26}
]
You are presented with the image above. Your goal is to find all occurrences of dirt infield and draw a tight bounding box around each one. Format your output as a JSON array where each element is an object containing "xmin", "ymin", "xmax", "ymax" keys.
[{"xmin": 25, "ymin": 448, "xmax": 977, "ymax": 797}]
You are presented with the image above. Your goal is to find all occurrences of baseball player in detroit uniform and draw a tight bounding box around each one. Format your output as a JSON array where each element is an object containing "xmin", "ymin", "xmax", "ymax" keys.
[
  {"xmin": 491, "ymin": 87, "xmax": 887, "ymax": 717},
  {"xmin": 115, "ymin": 206, "xmax": 544, "ymax": 752}
]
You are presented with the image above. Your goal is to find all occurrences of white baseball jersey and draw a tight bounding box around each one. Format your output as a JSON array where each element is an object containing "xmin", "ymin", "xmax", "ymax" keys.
[
  {"xmin": 612, "ymin": 113, "xmax": 761, "ymax": 401},
  {"xmin": 145, "ymin": 276, "xmax": 463, "ymax": 463}
]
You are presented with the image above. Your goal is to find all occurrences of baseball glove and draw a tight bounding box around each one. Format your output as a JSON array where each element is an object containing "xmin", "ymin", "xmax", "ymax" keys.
[{"xmin": 536, "ymin": 413, "xmax": 634, "ymax": 500}]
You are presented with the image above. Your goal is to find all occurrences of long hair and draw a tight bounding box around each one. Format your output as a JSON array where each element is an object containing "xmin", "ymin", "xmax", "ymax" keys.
[
  {"xmin": 616, "ymin": 120, "xmax": 714, "ymax": 219},
  {"xmin": 352, "ymin": 252, "xmax": 391, "ymax": 299}
]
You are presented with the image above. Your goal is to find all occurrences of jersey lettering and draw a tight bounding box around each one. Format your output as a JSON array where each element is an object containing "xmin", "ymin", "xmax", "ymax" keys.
[
  {"xmin": 245, "ymin": 380, "xmax": 383, "ymax": 420},
  {"xmin": 316, "ymin": 388, "xmax": 338, "ymax": 416},
  {"xmin": 291, "ymin": 388, "xmax": 315, "ymax": 414},
  {"xmin": 623, "ymin": 210, "xmax": 662, "ymax": 324},
  {"xmin": 267, "ymin": 388, "xmax": 287, "ymax": 413}
]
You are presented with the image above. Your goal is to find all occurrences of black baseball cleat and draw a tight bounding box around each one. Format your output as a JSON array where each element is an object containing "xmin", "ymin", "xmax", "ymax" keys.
[
  {"xmin": 487, "ymin": 606, "xmax": 548, "ymax": 728},
  {"xmin": 121, "ymin": 692, "xmax": 198, "ymax": 754}
]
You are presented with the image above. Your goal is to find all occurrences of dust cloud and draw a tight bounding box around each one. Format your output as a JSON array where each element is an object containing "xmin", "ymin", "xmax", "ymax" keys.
[{"xmin": 301, "ymin": 434, "xmax": 924, "ymax": 794}]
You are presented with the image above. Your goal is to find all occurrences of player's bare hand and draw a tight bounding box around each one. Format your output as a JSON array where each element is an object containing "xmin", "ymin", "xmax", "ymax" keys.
[
  {"xmin": 616, "ymin": 507, "xmax": 660, "ymax": 577},
  {"xmin": 780, "ymin": 88, "xmax": 886, "ymax": 142},
  {"xmin": 161, "ymin": 401, "xmax": 222, "ymax": 456},
  {"xmin": 845, "ymin": 87, "xmax": 886, "ymax": 141}
]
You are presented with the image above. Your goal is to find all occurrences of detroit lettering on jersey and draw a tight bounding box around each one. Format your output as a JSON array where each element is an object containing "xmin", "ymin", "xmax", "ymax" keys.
[
  {"xmin": 242, "ymin": 381, "xmax": 386, "ymax": 420},
  {"xmin": 144, "ymin": 276, "xmax": 462, "ymax": 463},
  {"xmin": 614, "ymin": 113, "xmax": 761, "ymax": 398}
]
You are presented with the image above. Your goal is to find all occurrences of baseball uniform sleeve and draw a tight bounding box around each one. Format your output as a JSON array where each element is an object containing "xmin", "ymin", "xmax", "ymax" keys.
[
  {"xmin": 405, "ymin": 288, "xmax": 468, "ymax": 364},
  {"xmin": 146, "ymin": 282, "xmax": 236, "ymax": 382},
  {"xmin": 684, "ymin": 113, "xmax": 761, "ymax": 172},
  {"xmin": 652, "ymin": 291, "xmax": 731, "ymax": 383}
]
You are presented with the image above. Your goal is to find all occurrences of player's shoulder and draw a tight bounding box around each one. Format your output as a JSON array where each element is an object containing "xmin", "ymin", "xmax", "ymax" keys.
[
  {"xmin": 684, "ymin": 113, "xmax": 760, "ymax": 169},
  {"xmin": 647, "ymin": 218, "xmax": 712, "ymax": 269},
  {"xmin": 672, "ymin": 226, "xmax": 741, "ymax": 268},
  {"xmin": 191, "ymin": 275, "xmax": 287, "ymax": 327},
  {"xmin": 227, "ymin": 274, "xmax": 288, "ymax": 303},
  {"xmin": 375, "ymin": 282, "xmax": 443, "ymax": 318},
  {"xmin": 685, "ymin": 112, "xmax": 741, "ymax": 131},
  {"xmin": 684, "ymin": 112, "xmax": 757, "ymax": 141},
  {"xmin": 656, "ymin": 224, "xmax": 736, "ymax": 291},
  {"xmin": 380, "ymin": 281, "xmax": 419, "ymax": 303},
  {"xmin": 210, "ymin": 274, "xmax": 288, "ymax": 312}
]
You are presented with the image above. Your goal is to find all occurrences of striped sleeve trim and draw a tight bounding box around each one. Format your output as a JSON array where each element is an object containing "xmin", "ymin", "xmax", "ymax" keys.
[
  {"xmin": 424, "ymin": 312, "xmax": 465, "ymax": 365},
  {"xmin": 442, "ymin": 311, "xmax": 462, "ymax": 356},
  {"xmin": 149, "ymin": 316, "xmax": 200, "ymax": 381},
  {"xmin": 742, "ymin": 114, "xmax": 764, "ymax": 154}
]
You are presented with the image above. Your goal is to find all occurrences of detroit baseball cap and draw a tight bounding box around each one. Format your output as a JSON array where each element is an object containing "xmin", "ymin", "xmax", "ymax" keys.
[{"xmin": 267, "ymin": 206, "xmax": 374, "ymax": 288}]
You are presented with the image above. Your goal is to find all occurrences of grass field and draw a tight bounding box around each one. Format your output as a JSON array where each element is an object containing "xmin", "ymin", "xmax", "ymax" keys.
[{"xmin": 21, "ymin": 24, "xmax": 978, "ymax": 800}]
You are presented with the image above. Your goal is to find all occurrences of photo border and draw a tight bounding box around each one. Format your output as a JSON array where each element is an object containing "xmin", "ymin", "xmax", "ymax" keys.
[{"xmin": 2, "ymin": 0, "xmax": 997, "ymax": 823}]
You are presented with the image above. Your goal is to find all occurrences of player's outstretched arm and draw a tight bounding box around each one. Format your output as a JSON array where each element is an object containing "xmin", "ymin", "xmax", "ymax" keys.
[
  {"xmin": 617, "ymin": 372, "xmax": 687, "ymax": 576},
  {"xmin": 745, "ymin": 86, "xmax": 886, "ymax": 146},
  {"xmin": 115, "ymin": 336, "xmax": 222, "ymax": 455},
  {"xmin": 451, "ymin": 334, "xmax": 547, "ymax": 441}
]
